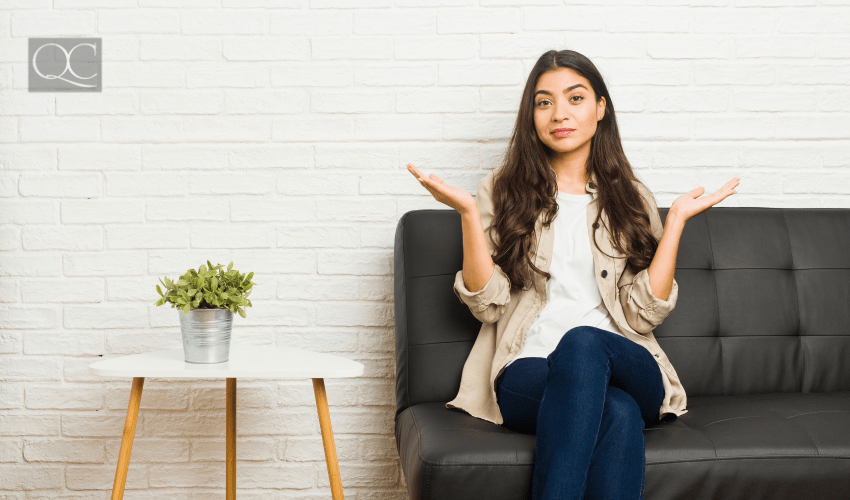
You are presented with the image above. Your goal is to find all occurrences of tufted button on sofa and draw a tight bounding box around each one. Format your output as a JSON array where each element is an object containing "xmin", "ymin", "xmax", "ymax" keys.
[{"xmin": 393, "ymin": 206, "xmax": 850, "ymax": 500}]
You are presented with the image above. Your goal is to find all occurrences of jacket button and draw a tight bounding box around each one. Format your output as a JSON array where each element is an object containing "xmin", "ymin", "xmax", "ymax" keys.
[
  {"xmin": 601, "ymin": 270, "xmax": 607, "ymax": 278},
  {"xmin": 592, "ymin": 222, "xmax": 599, "ymax": 229}
]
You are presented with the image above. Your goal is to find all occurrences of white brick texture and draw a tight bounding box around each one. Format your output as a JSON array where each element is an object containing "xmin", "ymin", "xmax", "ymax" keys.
[{"xmin": 1, "ymin": 2, "xmax": 848, "ymax": 498}]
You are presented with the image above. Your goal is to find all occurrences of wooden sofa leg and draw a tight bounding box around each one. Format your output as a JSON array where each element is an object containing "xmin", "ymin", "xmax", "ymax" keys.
[{"xmin": 111, "ymin": 377, "xmax": 144, "ymax": 500}]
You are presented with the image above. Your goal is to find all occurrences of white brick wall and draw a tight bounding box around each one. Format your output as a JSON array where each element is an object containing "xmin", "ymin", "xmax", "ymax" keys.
[{"xmin": 1, "ymin": 1, "xmax": 849, "ymax": 498}]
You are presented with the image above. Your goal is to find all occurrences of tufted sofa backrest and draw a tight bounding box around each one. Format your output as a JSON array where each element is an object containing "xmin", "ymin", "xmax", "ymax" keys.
[{"xmin": 393, "ymin": 207, "xmax": 850, "ymax": 421}]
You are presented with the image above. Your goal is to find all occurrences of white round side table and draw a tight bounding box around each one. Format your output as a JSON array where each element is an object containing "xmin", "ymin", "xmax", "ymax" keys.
[{"xmin": 88, "ymin": 344, "xmax": 365, "ymax": 500}]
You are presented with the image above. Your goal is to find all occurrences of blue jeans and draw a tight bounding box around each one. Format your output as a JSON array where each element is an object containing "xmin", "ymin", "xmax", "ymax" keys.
[{"xmin": 495, "ymin": 325, "xmax": 666, "ymax": 500}]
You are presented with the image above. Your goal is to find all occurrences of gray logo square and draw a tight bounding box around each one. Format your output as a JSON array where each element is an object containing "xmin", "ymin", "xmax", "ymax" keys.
[{"xmin": 28, "ymin": 37, "xmax": 101, "ymax": 92}]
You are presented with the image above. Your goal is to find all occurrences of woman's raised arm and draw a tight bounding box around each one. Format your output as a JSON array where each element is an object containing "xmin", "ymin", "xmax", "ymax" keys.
[
  {"xmin": 618, "ymin": 177, "xmax": 740, "ymax": 334},
  {"xmin": 407, "ymin": 164, "xmax": 512, "ymax": 324},
  {"xmin": 648, "ymin": 177, "xmax": 740, "ymax": 301},
  {"xmin": 407, "ymin": 163, "xmax": 495, "ymax": 291}
]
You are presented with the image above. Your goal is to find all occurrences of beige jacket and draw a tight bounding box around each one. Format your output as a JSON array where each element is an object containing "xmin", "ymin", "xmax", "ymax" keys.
[{"xmin": 446, "ymin": 167, "xmax": 688, "ymax": 425}]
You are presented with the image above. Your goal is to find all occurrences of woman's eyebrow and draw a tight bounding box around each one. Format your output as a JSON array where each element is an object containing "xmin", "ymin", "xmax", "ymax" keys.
[{"xmin": 534, "ymin": 84, "xmax": 588, "ymax": 97}]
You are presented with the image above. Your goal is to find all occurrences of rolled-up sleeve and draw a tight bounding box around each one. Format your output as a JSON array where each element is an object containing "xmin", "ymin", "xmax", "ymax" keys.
[
  {"xmin": 619, "ymin": 268, "xmax": 678, "ymax": 334},
  {"xmin": 453, "ymin": 264, "xmax": 512, "ymax": 324},
  {"xmin": 618, "ymin": 182, "xmax": 679, "ymax": 334}
]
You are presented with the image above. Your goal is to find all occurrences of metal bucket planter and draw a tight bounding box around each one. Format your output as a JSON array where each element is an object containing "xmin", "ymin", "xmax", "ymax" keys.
[{"xmin": 178, "ymin": 308, "xmax": 233, "ymax": 364}]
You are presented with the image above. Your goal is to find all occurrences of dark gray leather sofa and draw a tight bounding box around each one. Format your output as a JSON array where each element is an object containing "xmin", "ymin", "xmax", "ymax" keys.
[{"xmin": 394, "ymin": 206, "xmax": 850, "ymax": 500}]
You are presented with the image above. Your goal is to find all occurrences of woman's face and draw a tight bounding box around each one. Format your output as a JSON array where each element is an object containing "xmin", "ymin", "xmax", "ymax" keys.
[{"xmin": 533, "ymin": 68, "xmax": 606, "ymax": 155}]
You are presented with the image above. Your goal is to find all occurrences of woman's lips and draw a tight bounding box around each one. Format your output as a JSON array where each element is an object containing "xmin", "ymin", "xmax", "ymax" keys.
[{"xmin": 553, "ymin": 129, "xmax": 574, "ymax": 138}]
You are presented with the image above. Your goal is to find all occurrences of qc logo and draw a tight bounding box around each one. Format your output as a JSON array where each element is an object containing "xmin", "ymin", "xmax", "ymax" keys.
[{"xmin": 28, "ymin": 38, "xmax": 101, "ymax": 92}]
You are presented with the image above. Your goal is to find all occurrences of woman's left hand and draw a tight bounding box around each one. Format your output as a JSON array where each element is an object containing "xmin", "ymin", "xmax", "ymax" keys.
[{"xmin": 669, "ymin": 177, "xmax": 740, "ymax": 223}]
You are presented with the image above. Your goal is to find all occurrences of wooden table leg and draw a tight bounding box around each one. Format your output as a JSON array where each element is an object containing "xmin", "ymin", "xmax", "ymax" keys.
[
  {"xmin": 227, "ymin": 377, "xmax": 236, "ymax": 500},
  {"xmin": 312, "ymin": 378, "xmax": 344, "ymax": 500},
  {"xmin": 111, "ymin": 377, "xmax": 144, "ymax": 500}
]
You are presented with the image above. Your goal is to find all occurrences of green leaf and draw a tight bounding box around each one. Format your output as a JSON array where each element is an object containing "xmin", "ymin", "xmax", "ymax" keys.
[{"xmin": 156, "ymin": 261, "xmax": 254, "ymax": 313}]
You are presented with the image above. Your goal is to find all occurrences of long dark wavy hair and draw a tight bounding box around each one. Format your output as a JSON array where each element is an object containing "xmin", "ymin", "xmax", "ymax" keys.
[{"xmin": 491, "ymin": 49, "xmax": 660, "ymax": 292}]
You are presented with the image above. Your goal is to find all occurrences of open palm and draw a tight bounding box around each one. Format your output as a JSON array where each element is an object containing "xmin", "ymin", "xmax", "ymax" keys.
[
  {"xmin": 669, "ymin": 177, "xmax": 740, "ymax": 222},
  {"xmin": 407, "ymin": 163, "xmax": 477, "ymax": 214}
]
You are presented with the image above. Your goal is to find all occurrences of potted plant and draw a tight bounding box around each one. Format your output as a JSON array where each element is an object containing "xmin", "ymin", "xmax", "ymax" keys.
[{"xmin": 155, "ymin": 260, "xmax": 254, "ymax": 364}]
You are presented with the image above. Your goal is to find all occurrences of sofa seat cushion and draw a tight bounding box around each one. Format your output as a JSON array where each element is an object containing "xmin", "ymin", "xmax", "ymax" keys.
[
  {"xmin": 395, "ymin": 402, "xmax": 535, "ymax": 500},
  {"xmin": 396, "ymin": 393, "xmax": 850, "ymax": 500},
  {"xmin": 645, "ymin": 391, "xmax": 850, "ymax": 499}
]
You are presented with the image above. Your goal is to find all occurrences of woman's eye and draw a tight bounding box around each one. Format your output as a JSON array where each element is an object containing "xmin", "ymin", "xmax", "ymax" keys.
[{"xmin": 536, "ymin": 96, "xmax": 584, "ymax": 107}]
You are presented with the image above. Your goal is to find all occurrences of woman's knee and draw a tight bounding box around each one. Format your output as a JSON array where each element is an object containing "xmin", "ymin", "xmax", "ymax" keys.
[{"xmin": 548, "ymin": 326, "xmax": 605, "ymax": 364}]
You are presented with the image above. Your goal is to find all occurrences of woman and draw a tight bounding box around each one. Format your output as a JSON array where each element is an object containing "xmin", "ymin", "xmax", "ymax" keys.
[{"xmin": 407, "ymin": 50, "xmax": 739, "ymax": 500}]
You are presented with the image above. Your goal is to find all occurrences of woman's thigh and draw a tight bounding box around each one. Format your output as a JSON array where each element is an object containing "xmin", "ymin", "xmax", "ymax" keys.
[
  {"xmin": 496, "ymin": 326, "xmax": 666, "ymax": 433},
  {"xmin": 548, "ymin": 325, "xmax": 665, "ymax": 427},
  {"xmin": 495, "ymin": 357, "xmax": 548, "ymax": 435}
]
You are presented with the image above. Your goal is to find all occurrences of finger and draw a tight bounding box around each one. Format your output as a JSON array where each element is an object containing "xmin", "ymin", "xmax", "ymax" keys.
[
  {"xmin": 407, "ymin": 163, "xmax": 426, "ymax": 180},
  {"xmin": 422, "ymin": 177, "xmax": 449, "ymax": 199},
  {"xmin": 417, "ymin": 174, "xmax": 432, "ymax": 186},
  {"xmin": 721, "ymin": 177, "xmax": 740, "ymax": 191},
  {"xmin": 407, "ymin": 164, "xmax": 421, "ymax": 180},
  {"xmin": 418, "ymin": 177, "xmax": 435, "ymax": 194},
  {"xmin": 408, "ymin": 165, "xmax": 427, "ymax": 185},
  {"xmin": 687, "ymin": 187, "xmax": 705, "ymax": 198},
  {"xmin": 717, "ymin": 180, "xmax": 738, "ymax": 197},
  {"xmin": 415, "ymin": 175, "xmax": 438, "ymax": 194},
  {"xmin": 714, "ymin": 187, "xmax": 737, "ymax": 203},
  {"xmin": 422, "ymin": 179, "xmax": 443, "ymax": 196}
]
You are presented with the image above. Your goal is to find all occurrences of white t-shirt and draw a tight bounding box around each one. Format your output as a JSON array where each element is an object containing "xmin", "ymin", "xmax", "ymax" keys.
[{"xmin": 505, "ymin": 190, "xmax": 624, "ymax": 368}]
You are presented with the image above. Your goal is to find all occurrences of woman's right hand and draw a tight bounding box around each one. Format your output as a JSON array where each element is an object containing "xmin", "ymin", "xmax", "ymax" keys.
[{"xmin": 407, "ymin": 163, "xmax": 477, "ymax": 215}]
